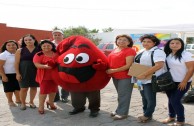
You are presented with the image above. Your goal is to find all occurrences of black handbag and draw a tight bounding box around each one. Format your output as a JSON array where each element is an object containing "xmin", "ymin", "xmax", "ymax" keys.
[
  {"xmin": 151, "ymin": 53, "xmax": 177, "ymax": 92},
  {"xmin": 152, "ymin": 70, "xmax": 177, "ymax": 92}
]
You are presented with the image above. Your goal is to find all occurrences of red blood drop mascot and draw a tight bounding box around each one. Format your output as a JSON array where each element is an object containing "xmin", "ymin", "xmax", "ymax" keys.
[{"xmin": 54, "ymin": 36, "xmax": 110, "ymax": 117}]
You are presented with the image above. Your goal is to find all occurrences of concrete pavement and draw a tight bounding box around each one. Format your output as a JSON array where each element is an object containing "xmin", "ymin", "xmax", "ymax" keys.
[{"xmin": 0, "ymin": 79, "xmax": 194, "ymax": 126}]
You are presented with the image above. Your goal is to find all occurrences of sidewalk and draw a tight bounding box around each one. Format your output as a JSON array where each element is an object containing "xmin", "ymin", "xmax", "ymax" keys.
[{"xmin": 0, "ymin": 80, "xmax": 193, "ymax": 126}]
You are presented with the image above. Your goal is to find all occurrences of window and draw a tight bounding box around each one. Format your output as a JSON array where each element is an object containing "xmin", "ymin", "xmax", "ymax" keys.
[
  {"xmin": 186, "ymin": 44, "xmax": 191, "ymax": 49},
  {"xmin": 97, "ymin": 44, "xmax": 105, "ymax": 49},
  {"xmin": 106, "ymin": 44, "xmax": 114, "ymax": 49}
]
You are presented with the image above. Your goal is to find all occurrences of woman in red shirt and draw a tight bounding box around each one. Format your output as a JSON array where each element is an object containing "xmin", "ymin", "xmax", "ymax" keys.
[
  {"xmin": 33, "ymin": 40, "xmax": 58, "ymax": 114},
  {"xmin": 106, "ymin": 34, "xmax": 136, "ymax": 120}
]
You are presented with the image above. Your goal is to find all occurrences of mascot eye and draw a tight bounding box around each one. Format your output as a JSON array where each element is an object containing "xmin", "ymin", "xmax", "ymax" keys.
[
  {"xmin": 63, "ymin": 53, "xmax": 75, "ymax": 64},
  {"xmin": 75, "ymin": 53, "xmax": 89, "ymax": 64}
]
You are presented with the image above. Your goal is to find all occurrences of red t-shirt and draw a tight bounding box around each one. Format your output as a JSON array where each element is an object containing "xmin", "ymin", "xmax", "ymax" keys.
[{"xmin": 108, "ymin": 48, "xmax": 136, "ymax": 79}]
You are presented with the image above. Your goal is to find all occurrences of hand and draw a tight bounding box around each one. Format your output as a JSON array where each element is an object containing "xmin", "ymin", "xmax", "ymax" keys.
[
  {"xmin": 44, "ymin": 64, "xmax": 52, "ymax": 69},
  {"xmin": 46, "ymin": 59, "xmax": 57, "ymax": 68},
  {"xmin": 136, "ymin": 74, "xmax": 146, "ymax": 80},
  {"xmin": 178, "ymin": 82, "xmax": 187, "ymax": 91},
  {"xmin": 2, "ymin": 75, "xmax": 8, "ymax": 82},
  {"xmin": 106, "ymin": 69, "xmax": 116, "ymax": 74},
  {"xmin": 16, "ymin": 74, "xmax": 22, "ymax": 82},
  {"xmin": 92, "ymin": 59, "xmax": 107, "ymax": 71}
]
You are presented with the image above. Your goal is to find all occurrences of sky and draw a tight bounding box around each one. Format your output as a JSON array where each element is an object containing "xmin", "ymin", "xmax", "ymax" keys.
[{"xmin": 0, "ymin": 0, "xmax": 194, "ymax": 31}]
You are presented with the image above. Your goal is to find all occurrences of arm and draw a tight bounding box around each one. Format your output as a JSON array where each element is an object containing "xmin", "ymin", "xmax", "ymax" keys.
[
  {"xmin": 178, "ymin": 61, "xmax": 194, "ymax": 90},
  {"xmin": 33, "ymin": 54, "xmax": 52, "ymax": 69},
  {"xmin": 34, "ymin": 62, "xmax": 52, "ymax": 69},
  {"xmin": 137, "ymin": 61, "xmax": 164, "ymax": 80},
  {"xmin": 0, "ymin": 60, "xmax": 8, "ymax": 82},
  {"xmin": 106, "ymin": 56, "xmax": 134, "ymax": 74},
  {"xmin": 15, "ymin": 49, "xmax": 22, "ymax": 81}
]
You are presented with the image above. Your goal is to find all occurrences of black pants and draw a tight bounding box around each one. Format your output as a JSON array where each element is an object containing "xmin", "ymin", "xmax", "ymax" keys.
[{"xmin": 70, "ymin": 90, "xmax": 100, "ymax": 112}]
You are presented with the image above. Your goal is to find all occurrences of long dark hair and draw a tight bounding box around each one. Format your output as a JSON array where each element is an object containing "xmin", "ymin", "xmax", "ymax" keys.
[
  {"xmin": 39, "ymin": 40, "xmax": 56, "ymax": 52},
  {"xmin": 21, "ymin": 34, "xmax": 39, "ymax": 48},
  {"xmin": 0, "ymin": 40, "xmax": 18, "ymax": 53},
  {"xmin": 164, "ymin": 38, "xmax": 184, "ymax": 61}
]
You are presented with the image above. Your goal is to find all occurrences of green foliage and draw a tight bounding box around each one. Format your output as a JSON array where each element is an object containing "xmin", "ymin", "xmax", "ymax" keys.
[
  {"xmin": 89, "ymin": 29, "xmax": 99, "ymax": 33},
  {"xmin": 58, "ymin": 26, "xmax": 101, "ymax": 45},
  {"xmin": 102, "ymin": 27, "xmax": 114, "ymax": 32},
  {"xmin": 186, "ymin": 37, "xmax": 194, "ymax": 44}
]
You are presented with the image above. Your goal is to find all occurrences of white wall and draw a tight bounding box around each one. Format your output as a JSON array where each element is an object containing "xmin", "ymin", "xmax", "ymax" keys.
[{"xmin": 94, "ymin": 29, "xmax": 180, "ymax": 44}]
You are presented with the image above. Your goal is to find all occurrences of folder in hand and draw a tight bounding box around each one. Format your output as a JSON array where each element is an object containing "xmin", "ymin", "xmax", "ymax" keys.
[{"xmin": 128, "ymin": 63, "xmax": 152, "ymax": 79}]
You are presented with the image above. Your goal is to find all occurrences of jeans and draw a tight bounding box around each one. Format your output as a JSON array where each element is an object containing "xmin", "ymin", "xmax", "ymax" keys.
[
  {"xmin": 140, "ymin": 83, "xmax": 156, "ymax": 117},
  {"xmin": 166, "ymin": 82, "xmax": 191, "ymax": 122}
]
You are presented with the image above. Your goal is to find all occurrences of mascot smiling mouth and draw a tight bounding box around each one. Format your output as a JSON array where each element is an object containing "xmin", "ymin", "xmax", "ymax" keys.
[{"xmin": 58, "ymin": 65, "xmax": 96, "ymax": 83}]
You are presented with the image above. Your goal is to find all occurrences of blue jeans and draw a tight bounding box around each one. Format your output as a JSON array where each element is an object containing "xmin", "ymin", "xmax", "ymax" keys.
[
  {"xmin": 165, "ymin": 82, "xmax": 191, "ymax": 122},
  {"xmin": 140, "ymin": 83, "xmax": 156, "ymax": 117}
]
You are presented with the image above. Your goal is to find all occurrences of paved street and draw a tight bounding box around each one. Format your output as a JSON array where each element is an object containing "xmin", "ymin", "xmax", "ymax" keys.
[{"xmin": 0, "ymin": 79, "xmax": 193, "ymax": 126}]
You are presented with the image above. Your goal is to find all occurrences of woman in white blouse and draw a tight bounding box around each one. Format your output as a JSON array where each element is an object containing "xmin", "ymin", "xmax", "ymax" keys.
[
  {"xmin": 0, "ymin": 40, "xmax": 20, "ymax": 107},
  {"xmin": 162, "ymin": 38, "xmax": 194, "ymax": 126},
  {"xmin": 134, "ymin": 34, "xmax": 166, "ymax": 123}
]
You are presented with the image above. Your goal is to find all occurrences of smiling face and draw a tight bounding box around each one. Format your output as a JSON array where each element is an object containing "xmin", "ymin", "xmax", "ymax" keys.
[
  {"xmin": 116, "ymin": 37, "xmax": 130, "ymax": 48},
  {"xmin": 41, "ymin": 43, "xmax": 53, "ymax": 52},
  {"xmin": 6, "ymin": 42, "xmax": 18, "ymax": 53},
  {"xmin": 58, "ymin": 43, "xmax": 96, "ymax": 83},
  {"xmin": 24, "ymin": 36, "xmax": 35, "ymax": 46}
]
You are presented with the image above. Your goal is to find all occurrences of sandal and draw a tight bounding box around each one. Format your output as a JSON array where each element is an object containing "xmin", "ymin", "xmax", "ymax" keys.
[
  {"xmin": 112, "ymin": 114, "xmax": 128, "ymax": 120},
  {"xmin": 110, "ymin": 112, "xmax": 116, "ymax": 117},
  {"xmin": 8, "ymin": 102, "xmax": 17, "ymax": 107},
  {"xmin": 162, "ymin": 117, "xmax": 175, "ymax": 124},
  {"xmin": 29, "ymin": 103, "xmax": 36, "ymax": 109},
  {"xmin": 20, "ymin": 104, "xmax": 26, "ymax": 110},
  {"xmin": 138, "ymin": 116, "xmax": 152, "ymax": 123},
  {"xmin": 171, "ymin": 122, "xmax": 185, "ymax": 126},
  {"xmin": 38, "ymin": 109, "xmax": 45, "ymax": 114}
]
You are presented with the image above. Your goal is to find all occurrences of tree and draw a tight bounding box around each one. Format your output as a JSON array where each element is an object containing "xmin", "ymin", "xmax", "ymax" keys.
[
  {"xmin": 102, "ymin": 27, "xmax": 114, "ymax": 32},
  {"xmin": 89, "ymin": 29, "xmax": 99, "ymax": 33},
  {"xmin": 60, "ymin": 26, "xmax": 101, "ymax": 45}
]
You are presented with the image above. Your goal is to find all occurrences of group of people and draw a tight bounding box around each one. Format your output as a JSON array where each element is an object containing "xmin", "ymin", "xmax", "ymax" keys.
[
  {"xmin": 107, "ymin": 34, "xmax": 194, "ymax": 126},
  {"xmin": 0, "ymin": 30, "xmax": 69, "ymax": 114},
  {"xmin": 0, "ymin": 32, "xmax": 193, "ymax": 126}
]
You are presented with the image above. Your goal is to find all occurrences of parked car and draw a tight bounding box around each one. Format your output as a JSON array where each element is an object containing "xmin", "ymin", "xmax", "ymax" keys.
[
  {"xmin": 97, "ymin": 42, "xmax": 116, "ymax": 56},
  {"xmin": 185, "ymin": 44, "xmax": 194, "ymax": 54}
]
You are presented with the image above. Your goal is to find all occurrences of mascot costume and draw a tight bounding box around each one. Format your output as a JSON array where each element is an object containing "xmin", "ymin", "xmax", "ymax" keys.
[{"xmin": 53, "ymin": 35, "xmax": 110, "ymax": 117}]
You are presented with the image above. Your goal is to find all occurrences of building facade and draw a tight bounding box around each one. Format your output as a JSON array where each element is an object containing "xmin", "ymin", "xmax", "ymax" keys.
[{"xmin": 0, "ymin": 23, "xmax": 53, "ymax": 47}]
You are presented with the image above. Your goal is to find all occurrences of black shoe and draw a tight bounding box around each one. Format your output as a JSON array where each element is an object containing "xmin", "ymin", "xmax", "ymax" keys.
[
  {"xmin": 61, "ymin": 98, "xmax": 69, "ymax": 103},
  {"xmin": 69, "ymin": 109, "xmax": 85, "ymax": 115},
  {"xmin": 89, "ymin": 111, "xmax": 99, "ymax": 118}
]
